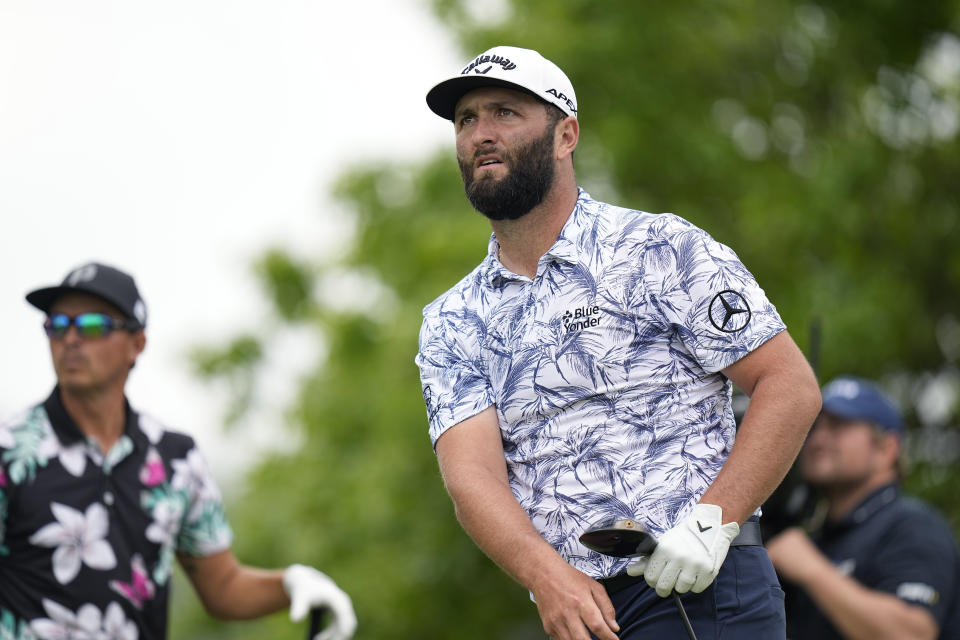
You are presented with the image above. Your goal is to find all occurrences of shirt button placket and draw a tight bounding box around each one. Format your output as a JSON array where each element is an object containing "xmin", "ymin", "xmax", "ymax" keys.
[{"xmin": 100, "ymin": 459, "xmax": 115, "ymax": 509}]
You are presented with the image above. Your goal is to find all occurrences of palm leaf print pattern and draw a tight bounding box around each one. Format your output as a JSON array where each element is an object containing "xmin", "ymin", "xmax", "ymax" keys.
[{"xmin": 417, "ymin": 190, "xmax": 785, "ymax": 577}]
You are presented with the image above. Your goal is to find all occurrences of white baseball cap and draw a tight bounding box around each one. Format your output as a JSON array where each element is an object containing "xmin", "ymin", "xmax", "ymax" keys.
[{"xmin": 426, "ymin": 46, "xmax": 578, "ymax": 121}]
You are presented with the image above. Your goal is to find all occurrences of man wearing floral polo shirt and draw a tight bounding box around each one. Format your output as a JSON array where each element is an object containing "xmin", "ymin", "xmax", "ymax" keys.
[
  {"xmin": 0, "ymin": 262, "xmax": 356, "ymax": 640},
  {"xmin": 417, "ymin": 46, "xmax": 822, "ymax": 639}
]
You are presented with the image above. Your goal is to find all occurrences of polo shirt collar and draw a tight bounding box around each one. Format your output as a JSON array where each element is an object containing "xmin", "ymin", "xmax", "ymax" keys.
[
  {"xmin": 545, "ymin": 187, "xmax": 592, "ymax": 264},
  {"xmin": 824, "ymin": 483, "xmax": 899, "ymax": 535},
  {"xmin": 481, "ymin": 188, "xmax": 593, "ymax": 287},
  {"xmin": 43, "ymin": 385, "xmax": 147, "ymax": 452}
]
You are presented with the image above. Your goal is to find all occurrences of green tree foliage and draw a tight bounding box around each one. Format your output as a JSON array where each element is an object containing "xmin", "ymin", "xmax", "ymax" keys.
[{"xmin": 173, "ymin": 2, "xmax": 960, "ymax": 637}]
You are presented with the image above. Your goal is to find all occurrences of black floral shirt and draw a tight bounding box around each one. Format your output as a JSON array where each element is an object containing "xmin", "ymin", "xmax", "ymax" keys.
[{"xmin": 0, "ymin": 388, "xmax": 233, "ymax": 640}]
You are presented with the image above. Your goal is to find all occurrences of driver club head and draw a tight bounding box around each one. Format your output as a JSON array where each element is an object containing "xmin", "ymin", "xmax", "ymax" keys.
[
  {"xmin": 580, "ymin": 518, "xmax": 699, "ymax": 640},
  {"xmin": 579, "ymin": 517, "xmax": 658, "ymax": 558}
]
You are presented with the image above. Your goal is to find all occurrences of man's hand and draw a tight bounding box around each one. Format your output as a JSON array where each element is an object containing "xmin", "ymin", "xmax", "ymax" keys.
[
  {"xmin": 530, "ymin": 561, "xmax": 620, "ymax": 640},
  {"xmin": 283, "ymin": 564, "xmax": 357, "ymax": 640},
  {"xmin": 436, "ymin": 408, "xmax": 619, "ymax": 639},
  {"xmin": 626, "ymin": 504, "xmax": 739, "ymax": 597},
  {"xmin": 765, "ymin": 526, "xmax": 827, "ymax": 585}
]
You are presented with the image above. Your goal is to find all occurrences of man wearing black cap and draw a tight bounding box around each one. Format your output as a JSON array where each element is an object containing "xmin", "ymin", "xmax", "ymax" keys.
[
  {"xmin": 0, "ymin": 262, "xmax": 357, "ymax": 640},
  {"xmin": 416, "ymin": 46, "xmax": 822, "ymax": 639},
  {"xmin": 767, "ymin": 376, "xmax": 960, "ymax": 639}
]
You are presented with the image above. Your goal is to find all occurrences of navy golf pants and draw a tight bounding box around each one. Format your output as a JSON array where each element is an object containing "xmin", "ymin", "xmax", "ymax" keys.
[{"xmin": 595, "ymin": 546, "xmax": 786, "ymax": 639}]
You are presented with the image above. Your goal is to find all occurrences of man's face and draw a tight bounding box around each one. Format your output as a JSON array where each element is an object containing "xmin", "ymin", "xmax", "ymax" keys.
[
  {"xmin": 800, "ymin": 412, "xmax": 895, "ymax": 489},
  {"xmin": 47, "ymin": 293, "xmax": 144, "ymax": 394},
  {"xmin": 454, "ymin": 87, "xmax": 560, "ymax": 221}
]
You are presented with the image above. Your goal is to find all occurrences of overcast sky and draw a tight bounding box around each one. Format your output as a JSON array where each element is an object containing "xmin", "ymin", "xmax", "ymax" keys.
[{"xmin": 0, "ymin": 0, "xmax": 463, "ymax": 485}]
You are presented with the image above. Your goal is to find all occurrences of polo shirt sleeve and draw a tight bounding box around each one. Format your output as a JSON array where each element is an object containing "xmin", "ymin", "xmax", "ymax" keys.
[
  {"xmin": 0, "ymin": 415, "xmax": 16, "ymax": 557},
  {"xmin": 641, "ymin": 214, "xmax": 785, "ymax": 373},
  {"xmin": 171, "ymin": 446, "xmax": 233, "ymax": 557},
  {"xmin": 416, "ymin": 298, "xmax": 494, "ymax": 448},
  {"xmin": 867, "ymin": 508, "xmax": 958, "ymax": 625},
  {"xmin": 0, "ymin": 456, "xmax": 7, "ymax": 558}
]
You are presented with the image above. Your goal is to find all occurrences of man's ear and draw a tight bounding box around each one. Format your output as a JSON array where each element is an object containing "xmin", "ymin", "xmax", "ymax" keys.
[
  {"xmin": 556, "ymin": 116, "xmax": 579, "ymax": 160},
  {"xmin": 128, "ymin": 330, "xmax": 146, "ymax": 368},
  {"xmin": 879, "ymin": 431, "xmax": 901, "ymax": 470}
]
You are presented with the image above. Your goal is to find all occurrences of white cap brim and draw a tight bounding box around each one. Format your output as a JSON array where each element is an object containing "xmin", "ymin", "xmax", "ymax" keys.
[{"xmin": 426, "ymin": 76, "xmax": 548, "ymax": 121}]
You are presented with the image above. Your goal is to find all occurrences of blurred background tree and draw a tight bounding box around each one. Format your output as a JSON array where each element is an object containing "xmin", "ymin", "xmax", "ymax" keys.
[{"xmin": 171, "ymin": 1, "xmax": 960, "ymax": 637}]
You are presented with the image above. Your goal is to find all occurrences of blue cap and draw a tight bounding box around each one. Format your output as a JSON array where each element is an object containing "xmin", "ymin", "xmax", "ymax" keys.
[{"xmin": 820, "ymin": 376, "xmax": 903, "ymax": 434}]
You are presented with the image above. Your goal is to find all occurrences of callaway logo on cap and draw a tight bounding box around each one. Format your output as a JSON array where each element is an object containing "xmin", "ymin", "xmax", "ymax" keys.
[{"xmin": 426, "ymin": 46, "xmax": 578, "ymax": 121}]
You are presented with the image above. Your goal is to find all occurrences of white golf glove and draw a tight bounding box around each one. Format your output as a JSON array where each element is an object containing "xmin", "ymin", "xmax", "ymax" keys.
[
  {"xmin": 283, "ymin": 564, "xmax": 357, "ymax": 640},
  {"xmin": 626, "ymin": 504, "xmax": 739, "ymax": 598}
]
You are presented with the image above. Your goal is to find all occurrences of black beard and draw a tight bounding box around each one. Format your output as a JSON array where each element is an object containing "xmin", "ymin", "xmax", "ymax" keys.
[{"xmin": 458, "ymin": 123, "xmax": 557, "ymax": 221}]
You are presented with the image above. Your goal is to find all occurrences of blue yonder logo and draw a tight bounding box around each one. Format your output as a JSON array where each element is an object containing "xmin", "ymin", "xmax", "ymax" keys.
[{"xmin": 562, "ymin": 305, "xmax": 601, "ymax": 333}]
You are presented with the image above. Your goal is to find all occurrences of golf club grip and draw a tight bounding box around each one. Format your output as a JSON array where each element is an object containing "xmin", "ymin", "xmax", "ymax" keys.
[{"xmin": 307, "ymin": 607, "xmax": 327, "ymax": 639}]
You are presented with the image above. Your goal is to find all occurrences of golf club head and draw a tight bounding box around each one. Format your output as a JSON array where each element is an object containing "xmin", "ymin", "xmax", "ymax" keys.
[
  {"xmin": 579, "ymin": 517, "xmax": 658, "ymax": 558},
  {"xmin": 581, "ymin": 519, "xmax": 699, "ymax": 640}
]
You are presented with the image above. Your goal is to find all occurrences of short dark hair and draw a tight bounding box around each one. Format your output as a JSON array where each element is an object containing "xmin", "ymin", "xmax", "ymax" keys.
[
  {"xmin": 544, "ymin": 102, "xmax": 574, "ymax": 163},
  {"xmin": 544, "ymin": 102, "xmax": 567, "ymax": 125}
]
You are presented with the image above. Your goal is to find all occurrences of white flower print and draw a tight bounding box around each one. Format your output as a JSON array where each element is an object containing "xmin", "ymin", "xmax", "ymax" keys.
[
  {"xmin": 29, "ymin": 598, "xmax": 100, "ymax": 640},
  {"xmin": 36, "ymin": 431, "xmax": 60, "ymax": 462},
  {"xmin": 136, "ymin": 414, "xmax": 164, "ymax": 445},
  {"xmin": 99, "ymin": 603, "xmax": 137, "ymax": 640},
  {"xmin": 170, "ymin": 449, "xmax": 210, "ymax": 497},
  {"xmin": 144, "ymin": 498, "xmax": 183, "ymax": 547},
  {"xmin": 170, "ymin": 449, "xmax": 221, "ymax": 519},
  {"xmin": 57, "ymin": 443, "xmax": 87, "ymax": 478},
  {"xmin": 1, "ymin": 409, "xmax": 58, "ymax": 485},
  {"xmin": 29, "ymin": 503, "xmax": 117, "ymax": 584},
  {"xmin": 28, "ymin": 599, "xmax": 136, "ymax": 640}
]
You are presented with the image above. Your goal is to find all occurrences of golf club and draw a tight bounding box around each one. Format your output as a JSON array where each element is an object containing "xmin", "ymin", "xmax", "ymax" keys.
[
  {"xmin": 579, "ymin": 518, "xmax": 697, "ymax": 640},
  {"xmin": 307, "ymin": 607, "xmax": 327, "ymax": 640}
]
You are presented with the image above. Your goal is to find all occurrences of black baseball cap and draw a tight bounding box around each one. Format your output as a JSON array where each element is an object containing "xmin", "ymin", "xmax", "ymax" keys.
[{"xmin": 26, "ymin": 262, "xmax": 148, "ymax": 329}]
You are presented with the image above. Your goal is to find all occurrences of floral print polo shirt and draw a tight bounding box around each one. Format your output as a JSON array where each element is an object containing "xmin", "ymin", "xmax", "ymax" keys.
[
  {"xmin": 0, "ymin": 387, "xmax": 233, "ymax": 640},
  {"xmin": 416, "ymin": 189, "xmax": 785, "ymax": 579}
]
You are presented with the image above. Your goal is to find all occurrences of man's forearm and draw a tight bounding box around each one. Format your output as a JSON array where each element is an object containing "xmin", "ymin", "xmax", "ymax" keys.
[
  {"xmin": 434, "ymin": 407, "xmax": 574, "ymax": 590},
  {"xmin": 434, "ymin": 408, "xmax": 620, "ymax": 640},
  {"xmin": 703, "ymin": 331, "xmax": 821, "ymax": 523},
  {"xmin": 442, "ymin": 460, "xmax": 571, "ymax": 591},
  {"xmin": 769, "ymin": 529, "xmax": 938, "ymax": 640},
  {"xmin": 216, "ymin": 567, "xmax": 289, "ymax": 620},
  {"xmin": 701, "ymin": 374, "xmax": 819, "ymax": 522},
  {"xmin": 798, "ymin": 557, "xmax": 938, "ymax": 640},
  {"xmin": 440, "ymin": 458, "xmax": 621, "ymax": 640},
  {"xmin": 180, "ymin": 552, "xmax": 288, "ymax": 620}
]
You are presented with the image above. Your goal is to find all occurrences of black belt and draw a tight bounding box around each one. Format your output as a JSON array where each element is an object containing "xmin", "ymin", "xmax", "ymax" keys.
[
  {"xmin": 598, "ymin": 519, "xmax": 762, "ymax": 595},
  {"xmin": 731, "ymin": 518, "xmax": 763, "ymax": 546}
]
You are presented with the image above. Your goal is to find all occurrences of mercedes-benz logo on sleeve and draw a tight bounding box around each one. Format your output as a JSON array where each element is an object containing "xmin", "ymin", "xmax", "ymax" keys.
[{"xmin": 708, "ymin": 290, "xmax": 751, "ymax": 332}]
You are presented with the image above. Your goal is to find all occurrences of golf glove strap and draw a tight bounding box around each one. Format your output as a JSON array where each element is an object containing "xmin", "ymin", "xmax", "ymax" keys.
[
  {"xmin": 626, "ymin": 503, "xmax": 739, "ymax": 598},
  {"xmin": 283, "ymin": 564, "xmax": 358, "ymax": 640}
]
